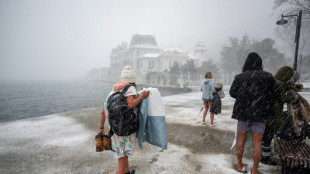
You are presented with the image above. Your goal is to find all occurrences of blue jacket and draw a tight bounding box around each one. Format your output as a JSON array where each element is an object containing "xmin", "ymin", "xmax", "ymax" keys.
[
  {"xmin": 138, "ymin": 88, "xmax": 167, "ymax": 149},
  {"xmin": 201, "ymin": 78, "xmax": 216, "ymax": 100}
]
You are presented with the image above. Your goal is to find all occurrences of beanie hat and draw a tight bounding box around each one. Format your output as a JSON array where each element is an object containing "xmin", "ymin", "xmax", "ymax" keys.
[{"xmin": 121, "ymin": 65, "xmax": 135, "ymax": 83}]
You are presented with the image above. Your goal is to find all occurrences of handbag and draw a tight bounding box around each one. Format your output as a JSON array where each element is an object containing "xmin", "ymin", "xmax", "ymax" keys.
[
  {"xmin": 102, "ymin": 135, "xmax": 111, "ymax": 150},
  {"xmin": 95, "ymin": 134, "xmax": 112, "ymax": 152},
  {"xmin": 95, "ymin": 134, "xmax": 104, "ymax": 152}
]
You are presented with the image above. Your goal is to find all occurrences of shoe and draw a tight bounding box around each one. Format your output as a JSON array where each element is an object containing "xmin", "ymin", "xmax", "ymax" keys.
[
  {"xmin": 261, "ymin": 158, "xmax": 277, "ymax": 165},
  {"xmin": 125, "ymin": 170, "xmax": 135, "ymax": 174},
  {"xmin": 210, "ymin": 124, "xmax": 215, "ymax": 127}
]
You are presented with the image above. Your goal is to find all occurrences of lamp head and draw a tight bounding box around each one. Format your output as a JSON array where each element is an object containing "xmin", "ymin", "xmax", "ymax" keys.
[{"xmin": 277, "ymin": 15, "xmax": 288, "ymax": 25}]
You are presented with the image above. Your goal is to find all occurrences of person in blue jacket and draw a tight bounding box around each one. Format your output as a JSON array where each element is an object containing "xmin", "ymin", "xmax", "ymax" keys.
[{"xmin": 201, "ymin": 72, "xmax": 216, "ymax": 126}]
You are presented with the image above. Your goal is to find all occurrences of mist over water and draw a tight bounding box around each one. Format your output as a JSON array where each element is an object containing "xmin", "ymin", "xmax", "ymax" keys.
[{"xmin": 0, "ymin": 80, "xmax": 189, "ymax": 122}]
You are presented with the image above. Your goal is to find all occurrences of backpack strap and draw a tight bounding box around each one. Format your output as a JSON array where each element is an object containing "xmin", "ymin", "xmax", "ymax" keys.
[
  {"xmin": 121, "ymin": 85, "xmax": 133, "ymax": 95},
  {"xmin": 108, "ymin": 129, "xmax": 114, "ymax": 137}
]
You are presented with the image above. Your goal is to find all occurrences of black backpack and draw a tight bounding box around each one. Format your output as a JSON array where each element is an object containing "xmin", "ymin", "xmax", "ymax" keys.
[{"xmin": 107, "ymin": 85, "xmax": 139, "ymax": 136}]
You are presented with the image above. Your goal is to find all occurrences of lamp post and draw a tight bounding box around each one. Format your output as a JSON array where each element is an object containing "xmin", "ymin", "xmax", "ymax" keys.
[{"xmin": 276, "ymin": 10, "xmax": 302, "ymax": 71}]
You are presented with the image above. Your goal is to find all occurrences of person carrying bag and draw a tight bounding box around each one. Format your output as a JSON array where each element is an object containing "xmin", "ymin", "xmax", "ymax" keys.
[{"xmin": 97, "ymin": 65, "xmax": 149, "ymax": 174}]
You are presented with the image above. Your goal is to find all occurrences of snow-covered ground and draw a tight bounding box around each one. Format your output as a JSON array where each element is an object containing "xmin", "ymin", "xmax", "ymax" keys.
[{"xmin": 1, "ymin": 88, "xmax": 309, "ymax": 174}]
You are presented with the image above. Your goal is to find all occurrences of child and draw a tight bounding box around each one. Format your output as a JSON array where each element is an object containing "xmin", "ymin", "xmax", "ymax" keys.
[{"xmin": 210, "ymin": 82, "xmax": 224, "ymax": 117}]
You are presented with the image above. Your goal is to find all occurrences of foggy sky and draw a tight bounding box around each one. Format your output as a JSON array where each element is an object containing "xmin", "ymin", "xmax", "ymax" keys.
[{"xmin": 0, "ymin": 0, "xmax": 279, "ymax": 80}]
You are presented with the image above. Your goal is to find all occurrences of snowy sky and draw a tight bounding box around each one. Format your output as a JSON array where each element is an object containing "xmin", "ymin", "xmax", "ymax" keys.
[{"xmin": 0, "ymin": 0, "xmax": 280, "ymax": 80}]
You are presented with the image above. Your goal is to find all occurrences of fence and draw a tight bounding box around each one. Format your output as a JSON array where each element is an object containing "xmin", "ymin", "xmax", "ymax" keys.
[{"xmin": 137, "ymin": 72, "xmax": 238, "ymax": 87}]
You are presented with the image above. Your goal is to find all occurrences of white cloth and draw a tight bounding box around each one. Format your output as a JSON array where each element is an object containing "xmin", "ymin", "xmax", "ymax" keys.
[{"xmin": 137, "ymin": 88, "xmax": 167, "ymax": 149}]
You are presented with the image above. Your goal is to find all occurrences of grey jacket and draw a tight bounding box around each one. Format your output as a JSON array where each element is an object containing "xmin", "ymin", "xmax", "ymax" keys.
[{"xmin": 201, "ymin": 78, "xmax": 216, "ymax": 100}]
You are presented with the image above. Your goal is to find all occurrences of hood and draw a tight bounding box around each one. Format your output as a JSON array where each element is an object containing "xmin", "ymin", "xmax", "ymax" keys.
[
  {"xmin": 203, "ymin": 78, "xmax": 213, "ymax": 84},
  {"xmin": 274, "ymin": 66, "xmax": 294, "ymax": 83},
  {"xmin": 242, "ymin": 52, "xmax": 263, "ymax": 72}
]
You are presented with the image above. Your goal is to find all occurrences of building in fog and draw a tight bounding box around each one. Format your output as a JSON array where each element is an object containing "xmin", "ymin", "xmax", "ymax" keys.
[
  {"xmin": 195, "ymin": 42, "xmax": 207, "ymax": 63},
  {"xmin": 108, "ymin": 34, "xmax": 207, "ymax": 84}
]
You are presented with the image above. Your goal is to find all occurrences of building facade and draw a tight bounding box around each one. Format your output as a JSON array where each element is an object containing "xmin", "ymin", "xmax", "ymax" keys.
[{"xmin": 108, "ymin": 34, "xmax": 206, "ymax": 84}]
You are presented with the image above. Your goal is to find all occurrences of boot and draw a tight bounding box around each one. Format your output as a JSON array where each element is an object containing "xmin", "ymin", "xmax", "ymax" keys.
[
  {"xmin": 125, "ymin": 170, "xmax": 135, "ymax": 174},
  {"xmin": 261, "ymin": 156, "xmax": 277, "ymax": 165}
]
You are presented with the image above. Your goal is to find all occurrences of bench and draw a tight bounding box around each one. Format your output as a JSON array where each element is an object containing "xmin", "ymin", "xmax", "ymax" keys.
[{"xmin": 274, "ymin": 136, "xmax": 310, "ymax": 174}]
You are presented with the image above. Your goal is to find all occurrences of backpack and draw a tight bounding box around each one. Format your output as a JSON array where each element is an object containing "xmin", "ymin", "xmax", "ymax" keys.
[{"xmin": 107, "ymin": 85, "xmax": 139, "ymax": 136}]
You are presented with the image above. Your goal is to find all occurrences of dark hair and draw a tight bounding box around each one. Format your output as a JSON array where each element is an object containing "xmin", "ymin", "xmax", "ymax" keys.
[
  {"xmin": 129, "ymin": 83, "xmax": 137, "ymax": 89},
  {"xmin": 205, "ymin": 72, "xmax": 213, "ymax": 79}
]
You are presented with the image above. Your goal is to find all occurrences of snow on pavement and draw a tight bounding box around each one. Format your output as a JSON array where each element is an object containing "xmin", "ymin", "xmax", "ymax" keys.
[{"xmin": 1, "ymin": 87, "xmax": 309, "ymax": 173}]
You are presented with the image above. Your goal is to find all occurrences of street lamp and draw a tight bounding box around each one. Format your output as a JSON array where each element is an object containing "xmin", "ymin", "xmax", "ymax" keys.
[{"xmin": 276, "ymin": 10, "xmax": 302, "ymax": 71}]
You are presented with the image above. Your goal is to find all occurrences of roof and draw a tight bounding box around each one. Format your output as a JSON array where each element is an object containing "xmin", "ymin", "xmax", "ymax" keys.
[
  {"xmin": 163, "ymin": 48, "xmax": 187, "ymax": 54},
  {"xmin": 195, "ymin": 42, "xmax": 207, "ymax": 51},
  {"xmin": 129, "ymin": 34, "xmax": 158, "ymax": 48},
  {"xmin": 139, "ymin": 53, "xmax": 160, "ymax": 58}
]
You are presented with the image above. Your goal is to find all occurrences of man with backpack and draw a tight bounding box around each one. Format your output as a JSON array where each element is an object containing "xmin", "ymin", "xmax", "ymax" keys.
[{"xmin": 98, "ymin": 65, "xmax": 149, "ymax": 174}]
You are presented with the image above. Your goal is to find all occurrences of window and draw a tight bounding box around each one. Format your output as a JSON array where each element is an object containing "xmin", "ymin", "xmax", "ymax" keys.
[{"xmin": 149, "ymin": 60, "xmax": 154, "ymax": 69}]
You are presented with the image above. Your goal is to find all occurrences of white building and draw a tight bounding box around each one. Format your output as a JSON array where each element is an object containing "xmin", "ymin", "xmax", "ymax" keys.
[
  {"xmin": 108, "ymin": 34, "xmax": 206, "ymax": 84},
  {"xmin": 195, "ymin": 42, "xmax": 207, "ymax": 64}
]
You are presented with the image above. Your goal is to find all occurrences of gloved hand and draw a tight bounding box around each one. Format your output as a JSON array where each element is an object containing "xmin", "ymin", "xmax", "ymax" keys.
[
  {"xmin": 287, "ymin": 90, "xmax": 299, "ymax": 103},
  {"xmin": 292, "ymin": 83, "xmax": 303, "ymax": 92}
]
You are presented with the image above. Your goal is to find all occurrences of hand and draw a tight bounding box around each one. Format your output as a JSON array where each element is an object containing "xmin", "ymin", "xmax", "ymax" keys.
[
  {"xmin": 295, "ymin": 84, "xmax": 303, "ymax": 89},
  {"xmin": 292, "ymin": 84, "xmax": 303, "ymax": 92},
  {"xmin": 98, "ymin": 129, "xmax": 104, "ymax": 135},
  {"xmin": 141, "ymin": 90, "xmax": 149, "ymax": 99}
]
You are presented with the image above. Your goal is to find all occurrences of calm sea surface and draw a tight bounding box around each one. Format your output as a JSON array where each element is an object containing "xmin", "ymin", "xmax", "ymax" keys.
[
  {"xmin": 0, "ymin": 80, "xmax": 115, "ymax": 122},
  {"xmin": 0, "ymin": 80, "xmax": 188, "ymax": 122}
]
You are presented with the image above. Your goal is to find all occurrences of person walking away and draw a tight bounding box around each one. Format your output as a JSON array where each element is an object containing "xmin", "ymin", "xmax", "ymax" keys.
[
  {"xmin": 230, "ymin": 52, "xmax": 279, "ymax": 174},
  {"xmin": 210, "ymin": 82, "xmax": 224, "ymax": 118},
  {"xmin": 201, "ymin": 72, "xmax": 216, "ymax": 126},
  {"xmin": 98, "ymin": 65, "xmax": 149, "ymax": 174},
  {"xmin": 261, "ymin": 66, "xmax": 297, "ymax": 165}
]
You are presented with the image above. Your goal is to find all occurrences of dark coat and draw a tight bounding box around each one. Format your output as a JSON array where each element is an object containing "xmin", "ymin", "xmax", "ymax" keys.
[
  {"xmin": 230, "ymin": 52, "xmax": 280, "ymax": 123},
  {"xmin": 270, "ymin": 66, "xmax": 295, "ymax": 131},
  {"xmin": 210, "ymin": 91, "xmax": 222, "ymax": 114}
]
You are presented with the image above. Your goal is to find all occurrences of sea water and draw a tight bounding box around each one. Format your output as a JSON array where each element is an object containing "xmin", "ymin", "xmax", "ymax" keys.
[
  {"xmin": 0, "ymin": 80, "xmax": 113, "ymax": 122},
  {"xmin": 0, "ymin": 80, "xmax": 189, "ymax": 122}
]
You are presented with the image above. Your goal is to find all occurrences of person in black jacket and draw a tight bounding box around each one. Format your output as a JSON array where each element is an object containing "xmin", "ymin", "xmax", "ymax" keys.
[{"xmin": 230, "ymin": 52, "xmax": 279, "ymax": 174}]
